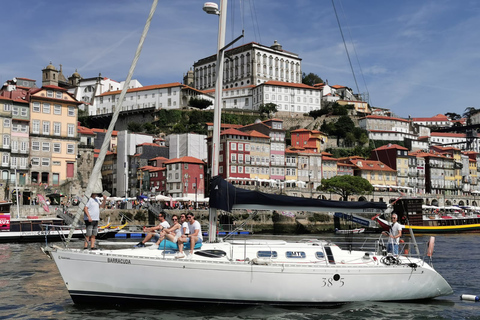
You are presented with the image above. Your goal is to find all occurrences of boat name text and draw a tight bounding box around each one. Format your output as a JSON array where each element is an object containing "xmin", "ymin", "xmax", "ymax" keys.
[{"xmin": 107, "ymin": 258, "xmax": 132, "ymax": 264}]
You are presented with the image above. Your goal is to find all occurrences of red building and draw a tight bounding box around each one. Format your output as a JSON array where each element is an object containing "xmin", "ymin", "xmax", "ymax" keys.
[{"xmin": 164, "ymin": 156, "xmax": 205, "ymax": 201}]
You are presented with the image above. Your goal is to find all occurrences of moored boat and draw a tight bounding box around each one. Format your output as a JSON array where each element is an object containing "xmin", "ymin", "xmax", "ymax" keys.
[
  {"xmin": 43, "ymin": 0, "xmax": 453, "ymax": 306},
  {"xmin": 0, "ymin": 202, "xmax": 120, "ymax": 242},
  {"xmin": 382, "ymin": 198, "xmax": 480, "ymax": 233}
]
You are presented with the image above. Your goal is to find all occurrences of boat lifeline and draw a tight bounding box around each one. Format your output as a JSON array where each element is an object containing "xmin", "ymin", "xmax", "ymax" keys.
[{"xmin": 43, "ymin": 0, "xmax": 452, "ymax": 306}]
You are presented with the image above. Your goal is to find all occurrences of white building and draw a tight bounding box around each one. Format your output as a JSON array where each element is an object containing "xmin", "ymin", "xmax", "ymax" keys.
[
  {"xmin": 193, "ymin": 40, "xmax": 302, "ymax": 91},
  {"xmin": 116, "ymin": 131, "xmax": 154, "ymax": 197},
  {"xmin": 94, "ymin": 83, "xmax": 213, "ymax": 116},
  {"xmin": 67, "ymin": 73, "xmax": 142, "ymax": 116},
  {"xmin": 167, "ymin": 133, "xmax": 208, "ymax": 161},
  {"xmin": 252, "ymin": 81, "xmax": 321, "ymax": 114}
]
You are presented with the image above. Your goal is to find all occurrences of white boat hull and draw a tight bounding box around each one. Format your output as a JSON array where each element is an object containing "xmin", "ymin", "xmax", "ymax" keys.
[{"xmin": 48, "ymin": 241, "xmax": 452, "ymax": 306}]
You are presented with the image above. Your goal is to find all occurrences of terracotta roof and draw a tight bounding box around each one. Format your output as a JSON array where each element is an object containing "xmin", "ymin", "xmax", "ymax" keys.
[
  {"xmin": 349, "ymin": 159, "xmax": 396, "ymax": 172},
  {"xmin": 361, "ymin": 115, "xmax": 410, "ymax": 123},
  {"xmin": 291, "ymin": 128, "xmax": 310, "ymax": 133},
  {"xmin": 91, "ymin": 128, "xmax": 118, "ymax": 136},
  {"xmin": 262, "ymin": 80, "xmax": 319, "ymax": 90},
  {"xmin": 137, "ymin": 142, "xmax": 162, "ymax": 147},
  {"xmin": 220, "ymin": 128, "xmax": 251, "ymax": 137},
  {"xmin": 150, "ymin": 167, "xmax": 166, "ymax": 172},
  {"xmin": 78, "ymin": 126, "xmax": 96, "ymax": 135},
  {"xmin": 149, "ymin": 156, "xmax": 169, "ymax": 161},
  {"xmin": 373, "ymin": 144, "xmax": 409, "ymax": 151},
  {"xmin": 411, "ymin": 114, "xmax": 449, "ymax": 122},
  {"xmin": 164, "ymin": 156, "xmax": 204, "ymax": 165},
  {"xmin": 322, "ymin": 156, "xmax": 338, "ymax": 161},
  {"xmin": 246, "ymin": 130, "xmax": 270, "ymax": 139},
  {"xmin": 430, "ymin": 132, "xmax": 466, "ymax": 138}
]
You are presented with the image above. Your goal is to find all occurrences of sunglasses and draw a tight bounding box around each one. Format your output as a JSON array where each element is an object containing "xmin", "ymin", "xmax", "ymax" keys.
[{"xmin": 172, "ymin": 218, "xmax": 178, "ymax": 221}]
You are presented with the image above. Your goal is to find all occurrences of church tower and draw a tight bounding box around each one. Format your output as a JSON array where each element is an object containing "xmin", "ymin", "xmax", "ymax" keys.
[{"xmin": 42, "ymin": 62, "xmax": 59, "ymax": 86}]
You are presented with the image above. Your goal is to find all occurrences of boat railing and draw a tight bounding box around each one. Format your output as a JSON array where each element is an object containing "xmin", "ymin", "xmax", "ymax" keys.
[{"xmin": 312, "ymin": 235, "xmax": 430, "ymax": 262}]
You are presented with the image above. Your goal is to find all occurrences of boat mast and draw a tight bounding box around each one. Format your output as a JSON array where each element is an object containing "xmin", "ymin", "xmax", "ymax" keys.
[
  {"xmin": 65, "ymin": 0, "xmax": 159, "ymax": 244},
  {"xmin": 207, "ymin": 0, "xmax": 227, "ymax": 243}
]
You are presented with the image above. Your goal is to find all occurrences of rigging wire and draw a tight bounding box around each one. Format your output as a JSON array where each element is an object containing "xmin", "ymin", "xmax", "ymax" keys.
[
  {"xmin": 248, "ymin": 0, "xmax": 262, "ymax": 44},
  {"xmin": 331, "ymin": 0, "xmax": 360, "ymax": 94},
  {"xmin": 338, "ymin": 0, "xmax": 372, "ymax": 106}
]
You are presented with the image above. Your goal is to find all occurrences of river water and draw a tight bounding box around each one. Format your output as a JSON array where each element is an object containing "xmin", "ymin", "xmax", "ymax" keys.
[{"xmin": 0, "ymin": 234, "xmax": 479, "ymax": 320}]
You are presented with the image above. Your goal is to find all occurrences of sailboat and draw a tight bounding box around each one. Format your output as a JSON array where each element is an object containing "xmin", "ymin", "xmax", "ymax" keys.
[{"xmin": 43, "ymin": 0, "xmax": 452, "ymax": 306}]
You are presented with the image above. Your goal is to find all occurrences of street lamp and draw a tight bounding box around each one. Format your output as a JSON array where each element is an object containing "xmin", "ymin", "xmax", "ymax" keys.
[
  {"xmin": 204, "ymin": 0, "xmax": 243, "ymax": 242},
  {"xmin": 14, "ymin": 167, "xmax": 20, "ymax": 218}
]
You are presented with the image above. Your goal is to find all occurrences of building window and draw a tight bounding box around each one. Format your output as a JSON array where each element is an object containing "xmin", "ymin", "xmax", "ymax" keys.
[
  {"xmin": 46, "ymin": 90, "xmax": 53, "ymax": 98},
  {"xmin": 53, "ymin": 143, "xmax": 61, "ymax": 153},
  {"xmin": 2, "ymin": 153, "xmax": 9, "ymax": 166},
  {"xmin": 32, "ymin": 141, "xmax": 40, "ymax": 151},
  {"xmin": 3, "ymin": 135, "xmax": 10, "ymax": 148},
  {"xmin": 68, "ymin": 106, "xmax": 75, "ymax": 116},
  {"xmin": 32, "ymin": 120, "xmax": 40, "ymax": 134},
  {"xmin": 43, "ymin": 103, "xmax": 51, "ymax": 114},
  {"xmin": 67, "ymin": 124, "xmax": 75, "ymax": 137},
  {"xmin": 42, "ymin": 142, "xmax": 50, "ymax": 152},
  {"xmin": 67, "ymin": 144, "xmax": 74, "ymax": 154},
  {"xmin": 54, "ymin": 122, "xmax": 61, "ymax": 136},
  {"xmin": 3, "ymin": 104, "xmax": 11, "ymax": 111},
  {"xmin": 42, "ymin": 121, "xmax": 50, "ymax": 135},
  {"xmin": 3, "ymin": 119, "xmax": 10, "ymax": 127},
  {"xmin": 42, "ymin": 158, "xmax": 50, "ymax": 166},
  {"xmin": 54, "ymin": 105, "xmax": 61, "ymax": 114},
  {"xmin": 33, "ymin": 102, "xmax": 40, "ymax": 112}
]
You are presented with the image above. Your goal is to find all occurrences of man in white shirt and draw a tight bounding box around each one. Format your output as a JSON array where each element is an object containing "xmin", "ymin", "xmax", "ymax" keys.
[
  {"xmin": 135, "ymin": 211, "xmax": 170, "ymax": 248},
  {"xmin": 83, "ymin": 193, "xmax": 107, "ymax": 250},
  {"xmin": 382, "ymin": 213, "xmax": 402, "ymax": 255},
  {"xmin": 177, "ymin": 212, "xmax": 202, "ymax": 258}
]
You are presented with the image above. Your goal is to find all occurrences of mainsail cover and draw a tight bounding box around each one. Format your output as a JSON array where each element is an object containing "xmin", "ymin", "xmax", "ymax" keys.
[{"xmin": 209, "ymin": 176, "xmax": 387, "ymax": 214}]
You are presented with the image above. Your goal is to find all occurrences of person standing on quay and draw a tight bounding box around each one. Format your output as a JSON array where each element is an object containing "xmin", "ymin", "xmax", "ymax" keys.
[{"xmin": 84, "ymin": 193, "xmax": 107, "ymax": 250}]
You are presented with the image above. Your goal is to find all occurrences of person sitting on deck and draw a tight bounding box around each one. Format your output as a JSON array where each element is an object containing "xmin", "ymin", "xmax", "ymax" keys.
[
  {"xmin": 135, "ymin": 211, "xmax": 170, "ymax": 248},
  {"xmin": 153, "ymin": 214, "xmax": 182, "ymax": 249},
  {"xmin": 177, "ymin": 212, "xmax": 202, "ymax": 258}
]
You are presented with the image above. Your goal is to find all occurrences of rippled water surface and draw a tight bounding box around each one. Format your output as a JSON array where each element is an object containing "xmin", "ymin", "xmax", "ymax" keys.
[{"xmin": 0, "ymin": 234, "xmax": 479, "ymax": 320}]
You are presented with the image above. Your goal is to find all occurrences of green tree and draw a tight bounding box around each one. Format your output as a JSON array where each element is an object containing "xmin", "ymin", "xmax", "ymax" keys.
[
  {"xmin": 189, "ymin": 97, "xmax": 213, "ymax": 110},
  {"xmin": 445, "ymin": 112, "xmax": 461, "ymax": 120},
  {"xmin": 143, "ymin": 122, "xmax": 157, "ymax": 134},
  {"xmin": 334, "ymin": 115, "xmax": 355, "ymax": 139},
  {"xmin": 302, "ymin": 72, "xmax": 323, "ymax": 86},
  {"xmin": 463, "ymin": 107, "xmax": 479, "ymax": 125},
  {"xmin": 318, "ymin": 175, "xmax": 373, "ymax": 201},
  {"xmin": 258, "ymin": 103, "xmax": 278, "ymax": 117},
  {"xmin": 127, "ymin": 122, "xmax": 143, "ymax": 132}
]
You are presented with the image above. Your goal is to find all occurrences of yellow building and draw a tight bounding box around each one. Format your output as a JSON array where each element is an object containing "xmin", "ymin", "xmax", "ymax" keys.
[
  {"xmin": 347, "ymin": 158, "xmax": 397, "ymax": 186},
  {"xmin": 321, "ymin": 152, "xmax": 338, "ymax": 180},
  {"xmin": 29, "ymin": 85, "xmax": 80, "ymax": 186}
]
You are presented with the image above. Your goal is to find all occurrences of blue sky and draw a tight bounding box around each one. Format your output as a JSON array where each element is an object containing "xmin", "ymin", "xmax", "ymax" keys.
[{"xmin": 1, "ymin": 0, "xmax": 479, "ymax": 118}]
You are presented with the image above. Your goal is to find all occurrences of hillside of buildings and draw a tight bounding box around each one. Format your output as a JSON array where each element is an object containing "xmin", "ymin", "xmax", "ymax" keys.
[{"xmin": 1, "ymin": 40, "xmax": 480, "ymax": 209}]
